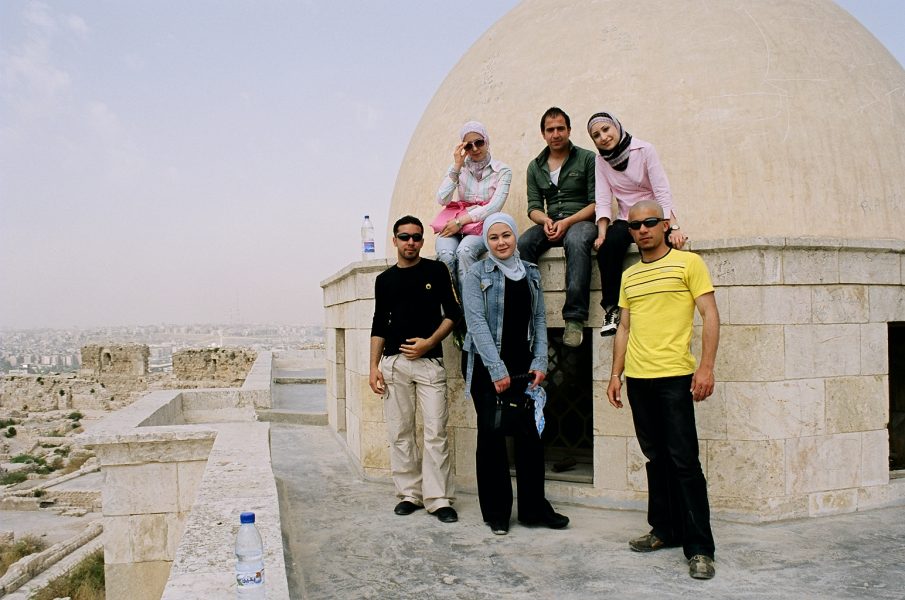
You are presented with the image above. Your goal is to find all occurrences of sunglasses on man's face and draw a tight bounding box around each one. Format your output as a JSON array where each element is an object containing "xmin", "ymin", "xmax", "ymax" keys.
[
  {"xmin": 396, "ymin": 232, "xmax": 423, "ymax": 242},
  {"xmin": 627, "ymin": 217, "xmax": 666, "ymax": 230},
  {"xmin": 463, "ymin": 139, "xmax": 486, "ymax": 152}
]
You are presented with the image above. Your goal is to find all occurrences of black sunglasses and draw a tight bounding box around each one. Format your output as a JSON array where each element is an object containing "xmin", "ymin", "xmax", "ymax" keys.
[
  {"xmin": 396, "ymin": 232, "xmax": 423, "ymax": 242},
  {"xmin": 463, "ymin": 139, "xmax": 486, "ymax": 152},
  {"xmin": 627, "ymin": 217, "xmax": 666, "ymax": 230}
]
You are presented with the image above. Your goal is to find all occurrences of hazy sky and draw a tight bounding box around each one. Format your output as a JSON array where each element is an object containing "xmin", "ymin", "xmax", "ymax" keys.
[{"xmin": 1, "ymin": 1, "xmax": 902, "ymax": 329}]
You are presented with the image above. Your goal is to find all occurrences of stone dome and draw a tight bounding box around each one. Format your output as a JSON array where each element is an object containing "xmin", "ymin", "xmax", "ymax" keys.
[{"xmin": 388, "ymin": 0, "xmax": 905, "ymax": 252}]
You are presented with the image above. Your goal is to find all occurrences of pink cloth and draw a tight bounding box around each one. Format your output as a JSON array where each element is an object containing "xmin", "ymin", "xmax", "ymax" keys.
[{"xmin": 594, "ymin": 138, "xmax": 676, "ymax": 223}]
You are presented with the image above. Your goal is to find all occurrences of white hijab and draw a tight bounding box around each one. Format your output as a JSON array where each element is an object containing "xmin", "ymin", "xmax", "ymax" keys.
[{"xmin": 482, "ymin": 213, "xmax": 526, "ymax": 281}]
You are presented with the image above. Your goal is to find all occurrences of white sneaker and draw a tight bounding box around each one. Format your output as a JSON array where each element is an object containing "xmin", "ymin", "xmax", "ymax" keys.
[{"xmin": 599, "ymin": 307, "xmax": 619, "ymax": 337}]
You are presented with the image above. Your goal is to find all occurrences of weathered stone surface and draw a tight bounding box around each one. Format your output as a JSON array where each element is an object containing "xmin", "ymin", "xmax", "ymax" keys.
[
  {"xmin": 808, "ymin": 488, "xmax": 858, "ymax": 517},
  {"xmin": 839, "ymin": 250, "xmax": 901, "ymax": 284},
  {"xmin": 707, "ymin": 440, "xmax": 784, "ymax": 498},
  {"xmin": 715, "ymin": 325, "xmax": 785, "ymax": 381},
  {"xmin": 593, "ymin": 388, "xmax": 636, "ymax": 437},
  {"xmin": 130, "ymin": 513, "xmax": 170, "ymax": 562},
  {"xmin": 811, "ymin": 285, "xmax": 868, "ymax": 324},
  {"xmin": 869, "ymin": 284, "xmax": 905, "ymax": 321},
  {"xmin": 694, "ymin": 382, "xmax": 727, "ymax": 440},
  {"xmin": 80, "ymin": 344, "xmax": 149, "ymax": 377},
  {"xmin": 360, "ymin": 419, "xmax": 390, "ymax": 470},
  {"xmin": 626, "ymin": 437, "xmax": 647, "ymax": 492},
  {"xmin": 594, "ymin": 436, "xmax": 628, "ymax": 491},
  {"xmin": 783, "ymin": 249, "xmax": 838, "ymax": 284},
  {"xmin": 172, "ymin": 348, "xmax": 256, "ymax": 386},
  {"xmin": 786, "ymin": 433, "xmax": 861, "ymax": 494},
  {"xmin": 725, "ymin": 380, "xmax": 824, "ymax": 440},
  {"xmin": 860, "ymin": 323, "xmax": 889, "ymax": 376},
  {"xmin": 103, "ymin": 463, "xmax": 178, "ymax": 516},
  {"xmin": 706, "ymin": 248, "xmax": 782, "ymax": 286},
  {"xmin": 825, "ymin": 376, "xmax": 888, "ymax": 434},
  {"xmin": 784, "ymin": 324, "xmax": 861, "ymax": 378},
  {"xmin": 861, "ymin": 429, "xmax": 890, "ymax": 488},
  {"xmin": 105, "ymin": 560, "xmax": 171, "ymax": 600},
  {"xmin": 177, "ymin": 460, "xmax": 207, "ymax": 512},
  {"xmin": 727, "ymin": 285, "xmax": 811, "ymax": 325}
]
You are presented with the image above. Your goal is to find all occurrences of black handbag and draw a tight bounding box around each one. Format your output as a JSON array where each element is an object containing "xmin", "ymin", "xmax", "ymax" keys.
[{"xmin": 493, "ymin": 373, "xmax": 536, "ymax": 435}]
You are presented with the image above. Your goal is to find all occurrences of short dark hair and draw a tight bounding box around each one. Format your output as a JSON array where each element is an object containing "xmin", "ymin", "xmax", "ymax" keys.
[
  {"xmin": 393, "ymin": 215, "xmax": 423, "ymax": 235},
  {"xmin": 540, "ymin": 106, "xmax": 571, "ymax": 131}
]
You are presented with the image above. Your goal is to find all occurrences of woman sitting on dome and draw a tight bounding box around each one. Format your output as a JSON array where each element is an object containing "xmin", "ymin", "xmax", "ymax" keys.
[
  {"xmin": 588, "ymin": 111, "xmax": 689, "ymax": 337},
  {"xmin": 432, "ymin": 121, "xmax": 512, "ymax": 291}
]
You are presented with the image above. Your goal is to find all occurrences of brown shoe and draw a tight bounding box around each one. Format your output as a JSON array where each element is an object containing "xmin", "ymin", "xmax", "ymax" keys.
[
  {"xmin": 688, "ymin": 554, "xmax": 715, "ymax": 579},
  {"xmin": 629, "ymin": 533, "xmax": 667, "ymax": 552}
]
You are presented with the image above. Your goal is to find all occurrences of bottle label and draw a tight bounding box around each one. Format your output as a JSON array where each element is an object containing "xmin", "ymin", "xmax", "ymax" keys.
[
  {"xmin": 363, "ymin": 241, "xmax": 375, "ymax": 253},
  {"xmin": 237, "ymin": 568, "xmax": 264, "ymax": 587}
]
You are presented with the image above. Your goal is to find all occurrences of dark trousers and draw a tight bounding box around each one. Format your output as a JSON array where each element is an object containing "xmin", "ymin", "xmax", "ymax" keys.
[
  {"xmin": 471, "ymin": 359, "xmax": 552, "ymax": 524},
  {"xmin": 595, "ymin": 219, "xmax": 633, "ymax": 309},
  {"xmin": 627, "ymin": 375, "xmax": 715, "ymax": 559},
  {"xmin": 517, "ymin": 220, "xmax": 596, "ymax": 322}
]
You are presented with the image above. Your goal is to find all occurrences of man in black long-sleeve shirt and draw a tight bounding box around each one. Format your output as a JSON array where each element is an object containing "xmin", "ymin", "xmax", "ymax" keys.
[{"xmin": 369, "ymin": 215, "xmax": 461, "ymax": 523}]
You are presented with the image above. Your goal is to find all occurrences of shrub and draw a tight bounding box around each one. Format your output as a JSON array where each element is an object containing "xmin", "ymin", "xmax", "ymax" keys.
[
  {"xmin": 11, "ymin": 454, "xmax": 36, "ymax": 463},
  {"xmin": 4, "ymin": 426, "xmax": 16, "ymax": 438},
  {"xmin": 68, "ymin": 411, "xmax": 83, "ymax": 420},
  {"xmin": 31, "ymin": 548, "xmax": 104, "ymax": 600},
  {"xmin": 36, "ymin": 377, "xmax": 44, "ymax": 384},
  {"xmin": 59, "ymin": 389, "xmax": 66, "ymax": 397},
  {"xmin": 71, "ymin": 422, "xmax": 81, "ymax": 429},
  {"xmin": 0, "ymin": 471, "xmax": 28, "ymax": 485},
  {"xmin": 0, "ymin": 535, "xmax": 48, "ymax": 578},
  {"xmin": 33, "ymin": 488, "xmax": 46, "ymax": 498},
  {"xmin": 0, "ymin": 418, "xmax": 16, "ymax": 428}
]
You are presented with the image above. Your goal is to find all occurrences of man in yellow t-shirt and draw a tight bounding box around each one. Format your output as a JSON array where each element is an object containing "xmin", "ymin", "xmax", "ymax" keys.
[{"xmin": 606, "ymin": 200, "xmax": 720, "ymax": 581}]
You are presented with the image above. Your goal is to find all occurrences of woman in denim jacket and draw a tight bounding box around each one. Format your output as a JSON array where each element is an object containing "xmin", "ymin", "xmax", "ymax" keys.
[{"xmin": 461, "ymin": 212, "xmax": 569, "ymax": 535}]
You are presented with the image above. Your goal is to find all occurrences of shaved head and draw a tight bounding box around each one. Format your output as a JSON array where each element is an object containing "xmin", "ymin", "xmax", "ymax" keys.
[{"xmin": 628, "ymin": 200, "xmax": 664, "ymax": 221}]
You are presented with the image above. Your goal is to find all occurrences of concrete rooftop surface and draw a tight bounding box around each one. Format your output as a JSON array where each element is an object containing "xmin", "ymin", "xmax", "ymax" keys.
[{"xmin": 272, "ymin": 422, "xmax": 905, "ymax": 600}]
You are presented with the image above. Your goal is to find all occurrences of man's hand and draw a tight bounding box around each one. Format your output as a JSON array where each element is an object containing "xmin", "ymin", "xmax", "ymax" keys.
[
  {"xmin": 606, "ymin": 377, "xmax": 623, "ymax": 409},
  {"xmin": 542, "ymin": 217, "xmax": 556, "ymax": 238},
  {"xmin": 400, "ymin": 337, "xmax": 431, "ymax": 360},
  {"xmin": 691, "ymin": 366, "xmax": 715, "ymax": 402},
  {"xmin": 368, "ymin": 366, "xmax": 385, "ymax": 395},
  {"xmin": 494, "ymin": 375, "xmax": 511, "ymax": 394},
  {"xmin": 547, "ymin": 219, "xmax": 569, "ymax": 242}
]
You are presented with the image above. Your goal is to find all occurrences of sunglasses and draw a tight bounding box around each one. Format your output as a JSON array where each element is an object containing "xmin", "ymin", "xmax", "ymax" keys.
[
  {"xmin": 463, "ymin": 139, "xmax": 486, "ymax": 152},
  {"xmin": 395, "ymin": 232, "xmax": 423, "ymax": 242},
  {"xmin": 627, "ymin": 217, "xmax": 666, "ymax": 230}
]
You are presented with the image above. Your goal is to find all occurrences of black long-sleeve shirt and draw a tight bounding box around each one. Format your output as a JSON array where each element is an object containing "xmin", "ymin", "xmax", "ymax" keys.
[{"xmin": 370, "ymin": 258, "xmax": 461, "ymax": 359}]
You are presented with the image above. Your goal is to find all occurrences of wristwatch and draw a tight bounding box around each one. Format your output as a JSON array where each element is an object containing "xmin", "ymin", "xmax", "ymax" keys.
[{"xmin": 669, "ymin": 224, "xmax": 681, "ymax": 231}]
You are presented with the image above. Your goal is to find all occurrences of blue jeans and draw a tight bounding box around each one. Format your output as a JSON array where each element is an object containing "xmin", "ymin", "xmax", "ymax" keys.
[
  {"xmin": 517, "ymin": 220, "xmax": 596, "ymax": 322},
  {"xmin": 627, "ymin": 375, "xmax": 715, "ymax": 559}
]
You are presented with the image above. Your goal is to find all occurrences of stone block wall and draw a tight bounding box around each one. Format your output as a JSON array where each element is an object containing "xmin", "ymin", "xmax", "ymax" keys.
[
  {"xmin": 0, "ymin": 374, "xmax": 114, "ymax": 412},
  {"xmin": 172, "ymin": 348, "xmax": 257, "ymax": 386},
  {"xmin": 322, "ymin": 240, "xmax": 905, "ymax": 521},
  {"xmin": 80, "ymin": 344, "xmax": 149, "ymax": 377}
]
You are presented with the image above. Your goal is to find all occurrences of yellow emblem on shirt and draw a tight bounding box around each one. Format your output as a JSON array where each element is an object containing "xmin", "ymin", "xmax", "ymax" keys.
[{"xmin": 426, "ymin": 283, "xmax": 432, "ymax": 290}]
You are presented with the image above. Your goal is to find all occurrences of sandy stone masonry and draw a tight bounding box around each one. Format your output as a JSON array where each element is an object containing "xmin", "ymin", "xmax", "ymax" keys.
[
  {"xmin": 321, "ymin": 238, "xmax": 905, "ymax": 522},
  {"xmin": 172, "ymin": 347, "xmax": 257, "ymax": 387},
  {"xmin": 78, "ymin": 351, "xmax": 289, "ymax": 600}
]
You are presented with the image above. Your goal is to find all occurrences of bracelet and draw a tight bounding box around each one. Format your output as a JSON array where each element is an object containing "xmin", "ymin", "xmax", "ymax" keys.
[
  {"xmin": 610, "ymin": 374, "xmax": 621, "ymax": 379},
  {"xmin": 454, "ymin": 218, "xmax": 462, "ymax": 227}
]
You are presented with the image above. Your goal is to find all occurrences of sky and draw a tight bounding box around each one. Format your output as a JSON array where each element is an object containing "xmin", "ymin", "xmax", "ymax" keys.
[{"xmin": 1, "ymin": 1, "xmax": 902, "ymax": 330}]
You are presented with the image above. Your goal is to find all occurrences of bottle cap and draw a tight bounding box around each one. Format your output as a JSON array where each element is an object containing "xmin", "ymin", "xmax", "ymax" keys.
[{"xmin": 240, "ymin": 511, "xmax": 256, "ymax": 524}]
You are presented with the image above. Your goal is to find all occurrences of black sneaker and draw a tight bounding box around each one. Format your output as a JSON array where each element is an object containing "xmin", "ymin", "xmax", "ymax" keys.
[{"xmin": 599, "ymin": 306, "xmax": 619, "ymax": 337}]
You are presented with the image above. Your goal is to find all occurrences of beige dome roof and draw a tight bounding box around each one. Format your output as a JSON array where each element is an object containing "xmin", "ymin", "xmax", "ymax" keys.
[{"xmin": 389, "ymin": 0, "xmax": 905, "ymax": 252}]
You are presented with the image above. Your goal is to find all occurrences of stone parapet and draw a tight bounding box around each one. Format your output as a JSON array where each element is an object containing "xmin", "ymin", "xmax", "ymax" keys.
[
  {"xmin": 75, "ymin": 351, "xmax": 288, "ymax": 600},
  {"xmin": 322, "ymin": 240, "xmax": 905, "ymax": 522}
]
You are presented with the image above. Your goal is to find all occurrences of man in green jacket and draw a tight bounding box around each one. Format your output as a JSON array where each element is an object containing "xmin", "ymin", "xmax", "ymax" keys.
[{"xmin": 518, "ymin": 107, "xmax": 597, "ymax": 347}]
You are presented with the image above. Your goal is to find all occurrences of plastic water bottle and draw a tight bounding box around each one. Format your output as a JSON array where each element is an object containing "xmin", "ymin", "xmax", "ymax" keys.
[
  {"xmin": 361, "ymin": 214, "xmax": 375, "ymax": 260},
  {"xmin": 235, "ymin": 511, "xmax": 265, "ymax": 598}
]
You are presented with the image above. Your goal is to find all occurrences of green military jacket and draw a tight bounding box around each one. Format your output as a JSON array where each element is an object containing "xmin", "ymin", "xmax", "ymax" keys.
[{"xmin": 525, "ymin": 142, "xmax": 596, "ymax": 220}]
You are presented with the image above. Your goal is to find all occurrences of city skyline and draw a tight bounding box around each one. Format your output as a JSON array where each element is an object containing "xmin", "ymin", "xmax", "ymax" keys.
[{"xmin": 2, "ymin": 1, "xmax": 903, "ymax": 329}]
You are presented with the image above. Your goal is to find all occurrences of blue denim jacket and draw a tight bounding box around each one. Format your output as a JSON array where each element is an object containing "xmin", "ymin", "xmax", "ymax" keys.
[{"xmin": 461, "ymin": 258, "xmax": 548, "ymax": 398}]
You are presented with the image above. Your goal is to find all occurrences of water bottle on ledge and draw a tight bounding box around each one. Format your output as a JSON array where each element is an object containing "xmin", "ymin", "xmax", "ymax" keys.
[
  {"xmin": 361, "ymin": 214, "xmax": 375, "ymax": 261},
  {"xmin": 235, "ymin": 511, "xmax": 265, "ymax": 598}
]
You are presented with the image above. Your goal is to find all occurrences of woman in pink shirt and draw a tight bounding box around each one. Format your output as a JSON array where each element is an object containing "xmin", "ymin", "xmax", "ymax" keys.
[{"xmin": 588, "ymin": 111, "xmax": 688, "ymax": 337}]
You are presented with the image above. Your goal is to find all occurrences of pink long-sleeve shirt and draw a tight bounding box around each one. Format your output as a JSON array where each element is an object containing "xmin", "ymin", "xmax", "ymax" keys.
[{"xmin": 594, "ymin": 138, "xmax": 677, "ymax": 223}]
